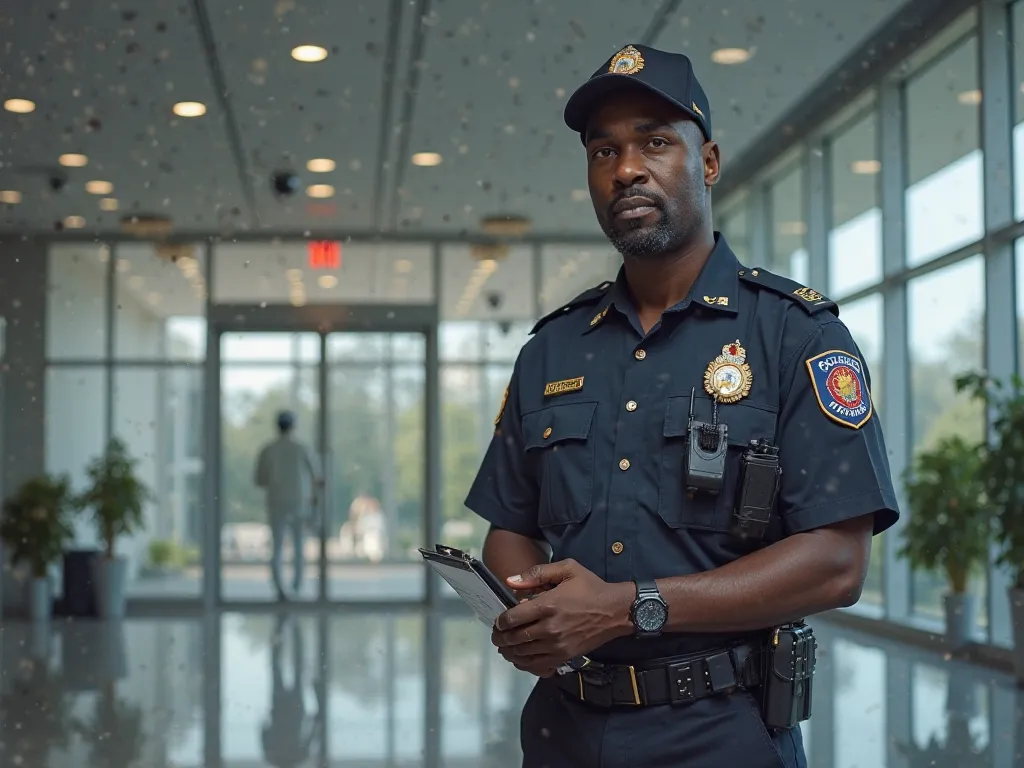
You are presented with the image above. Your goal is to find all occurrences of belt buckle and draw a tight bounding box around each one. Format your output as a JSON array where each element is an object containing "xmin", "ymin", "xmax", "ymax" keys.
[
  {"xmin": 668, "ymin": 661, "xmax": 696, "ymax": 704},
  {"xmin": 577, "ymin": 665, "xmax": 641, "ymax": 707}
]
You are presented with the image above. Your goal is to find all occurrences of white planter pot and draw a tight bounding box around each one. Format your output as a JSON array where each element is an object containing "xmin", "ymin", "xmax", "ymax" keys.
[
  {"xmin": 92, "ymin": 556, "xmax": 128, "ymax": 619},
  {"xmin": 1008, "ymin": 587, "xmax": 1024, "ymax": 683},
  {"xmin": 27, "ymin": 577, "xmax": 51, "ymax": 622}
]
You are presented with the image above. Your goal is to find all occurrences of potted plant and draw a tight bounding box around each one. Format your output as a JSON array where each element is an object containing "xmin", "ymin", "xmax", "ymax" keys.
[
  {"xmin": 897, "ymin": 434, "xmax": 989, "ymax": 650},
  {"xmin": 139, "ymin": 538, "xmax": 197, "ymax": 579},
  {"xmin": 77, "ymin": 437, "xmax": 150, "ymax": 619},
  {"xmin": 956, "ymin": 372, "xmax": 1024, "ymax": 677},
  {"xmin": 0, "ymin": 474, "xmax": 76, "ymax": 621}
]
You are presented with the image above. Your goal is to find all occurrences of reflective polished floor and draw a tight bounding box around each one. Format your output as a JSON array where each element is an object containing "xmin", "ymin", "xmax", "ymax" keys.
[{"xmin": 1, "ymin": 608, "xmax": 1022, "ymax": 767}]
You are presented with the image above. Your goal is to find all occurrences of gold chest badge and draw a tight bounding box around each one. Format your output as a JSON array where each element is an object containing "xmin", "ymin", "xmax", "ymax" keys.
[{"xmin": 704, "ymin": 340, "xmax": 753, "ymax": 404}]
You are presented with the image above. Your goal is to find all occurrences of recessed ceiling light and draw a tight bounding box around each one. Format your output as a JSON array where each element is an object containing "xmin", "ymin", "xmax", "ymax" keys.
[
  {"xmin": 63, "ymin": 215, "xmax": 86, "ymax": 229},
  {"xmin": 957, "ymin": 89, "xmax": 982, "ymax": 105},
  {"xmin": 850, "ymin": 160, "xmax": 881, "ymax": 175},
  {"xmin": 412, "ymin": 152, "xmax": 443, "ymax": 167},
  {"xmin": 286, "ymin": 268, "xmax": 303, "ymax": 282},
  {"xmin": 394, "ymin": 259, "xmax": 414, "ymax": 274},
  {"xmin": 100, "ymin": 197, "xmax": 119, "ymax": 211},
  {"xmin": 4, "ymin": 98, "xmax": 35, "ymax": 114},
  {"xmin": 711, "ymin": 48, "xmax": 752, "ymax": 65},
  {"xmin": 292, "ymin": 45, "xmax": 328, "ymax": 62},
  {"xmin": 58, "ymin": 153, "xmax": 88, "ymax": 167},
  {"xmin": 85, "ymin": 180, "xmax": 113, "ymax": 195},
  {"xmin": 172, "ymin": 101, "xmax": 207, "ymax": 117},
  {"xmin": 317, "ymin": 274, "xmax": 339, "ymax": 289},
  {"xmin": 306, "ymin": 184, "xmax": 335, "ymax": 198},
  {"xmin": 307, "ymin": 158, "xmax": 336, "ymax": 173},
  {"xmin": 0, "ymin": 190, "xmax": 22, "ymax": 204}
]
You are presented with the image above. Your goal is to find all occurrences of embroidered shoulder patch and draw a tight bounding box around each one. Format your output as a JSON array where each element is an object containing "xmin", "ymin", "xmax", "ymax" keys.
[
  {"xmin": 805, "ymin": 350, "xmax": 872, "ymax": 429},
  {"xmin": 494, "ymin": 384, "xmax": 510, "ymax": 427}
]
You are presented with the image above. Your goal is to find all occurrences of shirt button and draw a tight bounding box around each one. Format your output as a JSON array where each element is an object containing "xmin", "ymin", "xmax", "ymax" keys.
[
  {"xmin": 619, "ymin": 458, "xmax": 630, "ymax": 471},
  {"xmin": 611, "ymin": 541, "xmax": 624, "ymax": 555},
  {"xmin": 543, "ymin": 427, "xmax": 552, "ymax": 439},
  {"xmin": 634, "ymin": 349, "xmax": 646, "ymax": 360},
  {"xmin": 625, "ymin": 400, "xmax": 637, "ymax": 412}
]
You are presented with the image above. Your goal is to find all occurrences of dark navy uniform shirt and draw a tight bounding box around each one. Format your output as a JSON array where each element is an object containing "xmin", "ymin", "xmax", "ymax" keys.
[{"xmin": 465, "ymin": 233, "xmax": 900, "ymax": 663}]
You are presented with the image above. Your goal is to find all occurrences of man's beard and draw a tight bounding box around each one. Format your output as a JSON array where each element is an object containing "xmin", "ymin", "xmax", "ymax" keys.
[{"xmin": 598, "ymin": 189, "xmax": 701, "ymax": 260}]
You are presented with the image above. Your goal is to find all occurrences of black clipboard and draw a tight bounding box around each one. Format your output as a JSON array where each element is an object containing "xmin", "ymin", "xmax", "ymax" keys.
[
  {"xmin": 420, "ymin": 544, "xmax": 591, "ymax": 673},
  {"xmin": 419, "ymin": 544, "xmax": 517, "ymax": 626}
]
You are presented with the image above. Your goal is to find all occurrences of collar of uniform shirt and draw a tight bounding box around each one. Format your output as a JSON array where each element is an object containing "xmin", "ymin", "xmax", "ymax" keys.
[{"xmin": 582, "ymin": 231, "xmax": 741, "ymax": 334}]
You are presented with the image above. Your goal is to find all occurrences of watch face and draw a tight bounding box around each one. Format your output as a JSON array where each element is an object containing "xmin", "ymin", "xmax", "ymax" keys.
[{"xmin": 634, "ymin": 597, "xmax": 667, "ymax": 632}]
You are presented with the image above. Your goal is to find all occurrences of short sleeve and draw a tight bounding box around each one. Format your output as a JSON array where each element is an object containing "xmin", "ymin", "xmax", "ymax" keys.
[
  {"xmin": 775, "ymin": 319, "xmax": 900, "ymax": 536},
  {"xmin": 463, "ymin": 356, "xmax": 543, "ymax": 540}
]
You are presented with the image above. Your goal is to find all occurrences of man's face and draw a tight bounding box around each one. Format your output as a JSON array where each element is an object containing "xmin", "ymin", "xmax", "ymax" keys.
[{"xmin": 584, "ymin": 90, "xmax": 719, "ymax": 259}]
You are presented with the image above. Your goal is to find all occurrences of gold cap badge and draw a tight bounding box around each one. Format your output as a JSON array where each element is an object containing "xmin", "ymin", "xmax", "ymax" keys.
[
  {"xmin": 704, "ymin": 340, "xmax": 753, "ymax": 404},
  {"xmin": 609, "ymin": 45, "xmax": 645, "ymax": 75}
]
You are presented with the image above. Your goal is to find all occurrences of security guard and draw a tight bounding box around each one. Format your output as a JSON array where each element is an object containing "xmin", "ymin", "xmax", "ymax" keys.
[{"xmin": 464, "ymin": 44, "xmax": 899, "ymax": 767}]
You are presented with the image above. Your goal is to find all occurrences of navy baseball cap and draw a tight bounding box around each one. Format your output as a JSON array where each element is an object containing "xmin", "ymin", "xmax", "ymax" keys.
[{"xmin": 564, "ymin": 44, "xmax": 712, "ymax": 143}]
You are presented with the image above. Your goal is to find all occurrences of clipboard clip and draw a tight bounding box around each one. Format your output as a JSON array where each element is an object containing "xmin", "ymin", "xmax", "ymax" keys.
[{"xmin": 434, "ymin": 544, "xmax": 471, "ymax": 560}]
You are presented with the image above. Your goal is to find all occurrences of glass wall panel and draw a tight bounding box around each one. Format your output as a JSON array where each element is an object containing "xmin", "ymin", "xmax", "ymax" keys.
[
  {"xmin": 326, "ymin": 332, "xmax": 425, "ymax": 601},
  {"xmin": 114, "ymin": 243, "xmax": 207, "ymax": 360},
  {"xmin": 907, "ymin": 256, "xmax": 986, "ymax": 624},
  {"xmin": 719, "ymin": 198, "xmax": 749, "ymax": 265},
  {"xmin": 1017, "ymin": 239, "xmax": 1024, "ymax": 372},
  {"xmin": 441, "ymin": 245, "xmax": 534, "ymax": 320},
  {"xmin": 768, "ymin": 164, "xmax": 810, "ymax": 283},
  {"xmin": 1012, "ymin": 0, "xmax": 1024, "ymax": 221},
  {"xmin": 219, "ymin": 334, "xmax": 320, "ymax": 602},
  {"xmin": 45, "ymin": 367, "xmax": 108, "ymax": 553},
  {"xmin": 905, "ymin": 35, "xmax": 983, "ymax": 267},
  {"xmin": 829, "ymin": 111, "xmax": 882, "ymax": 297},
  {"xmin": 838, "ymin": 294, "xmax": 885, "ymax": 607},
  {"xmin": 114, "ymin": 368, "xmax": 204, "ymax": 598},
  {"xmin": 46, "ymin": 243, "xmax": 108, "ymax": 359},
  {"xmin": 538, "ymin": 245, "xmax": 620, "ymax": 315},
  {"xmin": 213, "ymin": 242, "xmax": 433, "ymax": 304}
]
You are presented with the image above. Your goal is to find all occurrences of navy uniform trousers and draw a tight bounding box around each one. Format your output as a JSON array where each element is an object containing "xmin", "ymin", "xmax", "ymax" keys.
[{"xmin": 521, "ymin": 677, "xmax": 807, "ymax": 767}]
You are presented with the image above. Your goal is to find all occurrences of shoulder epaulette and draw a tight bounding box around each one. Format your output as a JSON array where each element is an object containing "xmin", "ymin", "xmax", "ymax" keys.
[
  {"xmin": 738, "ymin": 267, "xmax": 838, "ymax": 316},
  {"xmin": 530, "ymin": 281, "xmax": 612, "ymax": 335}
]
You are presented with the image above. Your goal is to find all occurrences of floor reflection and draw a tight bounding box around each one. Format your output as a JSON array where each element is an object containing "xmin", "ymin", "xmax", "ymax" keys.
[{"xmin": 1, "ymin": 610, "xmax": 1022, "ymax": 767}]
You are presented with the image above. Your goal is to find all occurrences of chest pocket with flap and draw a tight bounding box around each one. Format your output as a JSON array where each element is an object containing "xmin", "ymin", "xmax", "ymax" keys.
[
  {"xmin": 658, "ymin": 395, "xmax": 778, "ymax": 533},
  {"xmin": 522, "ymin": 400, "xmax": 597, "ymax": 528}
]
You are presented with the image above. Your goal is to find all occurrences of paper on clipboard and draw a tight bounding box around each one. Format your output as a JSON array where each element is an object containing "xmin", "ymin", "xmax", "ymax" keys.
[{"xmin": 425, "ymin": 560, "xmax": 510, "ymax": 627}]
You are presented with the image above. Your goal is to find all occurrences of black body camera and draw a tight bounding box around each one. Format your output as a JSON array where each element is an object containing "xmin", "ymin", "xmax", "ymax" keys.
[
  {"xmin": 684, "ymin": 389, "xmax": 727, "ymax": 494},
  {"xmin": 760, "ymin": 622, "xmax": 816, "ymax": 729}
]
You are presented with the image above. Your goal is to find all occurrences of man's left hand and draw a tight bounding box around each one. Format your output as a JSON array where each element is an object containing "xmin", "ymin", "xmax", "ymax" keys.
[{"xmin": 491, "ymin": 559, "xmax": 634, "ymax": 677}]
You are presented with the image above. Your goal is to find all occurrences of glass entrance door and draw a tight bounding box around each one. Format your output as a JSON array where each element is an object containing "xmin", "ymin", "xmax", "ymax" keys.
[{"xmin": 217, "ymin": 329, "xmax": 427, "ymax": 603}]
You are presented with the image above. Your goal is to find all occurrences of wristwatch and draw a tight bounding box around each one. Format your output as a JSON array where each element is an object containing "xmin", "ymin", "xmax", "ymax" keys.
[{"xmin": 629, "ymin": 580, "xmax": 668, "ymax": 637}]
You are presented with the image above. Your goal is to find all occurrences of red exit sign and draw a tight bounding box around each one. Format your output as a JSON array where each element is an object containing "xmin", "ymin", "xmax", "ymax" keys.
[{"xmin": 308, "ymin": 240, "xmax": 341, "ymax": 269}]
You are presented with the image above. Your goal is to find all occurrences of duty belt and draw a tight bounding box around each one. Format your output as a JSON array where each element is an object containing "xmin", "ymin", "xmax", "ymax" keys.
[{"xmin": 552, "ymin": 643, "xmax": 762, "ymax": 708}]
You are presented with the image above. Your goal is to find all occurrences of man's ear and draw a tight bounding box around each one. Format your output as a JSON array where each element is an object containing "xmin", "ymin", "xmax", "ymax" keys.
[{"xmin": 703, "ymin": 141, "xmax": 721, "ymax": 186}]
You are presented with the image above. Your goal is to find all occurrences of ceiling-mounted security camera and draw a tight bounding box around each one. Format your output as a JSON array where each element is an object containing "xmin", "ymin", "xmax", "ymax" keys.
[
  {"xmin": 486, "ymin": 291, "xmax": 503, "ymax": 310},
  {"xmin": 271, "ymin": 170, "xmax": 300, "ymax": 197},
  {"xmin": 48, "ymin": 173, "xmax": 68, "ymax": 192}
]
